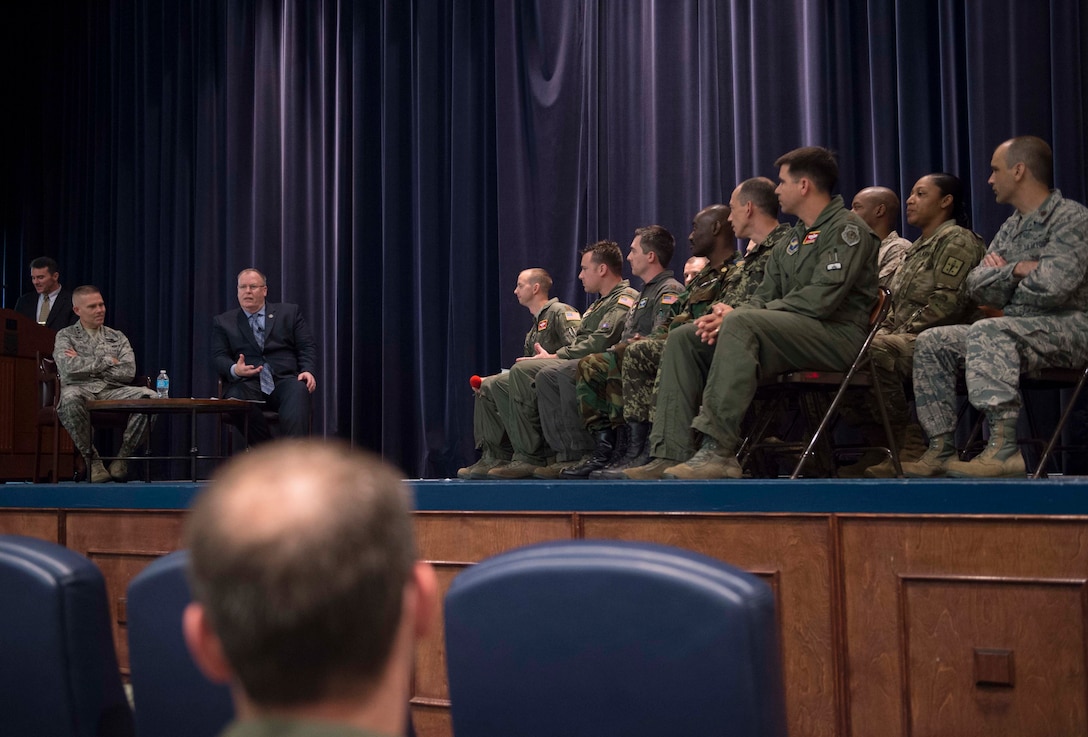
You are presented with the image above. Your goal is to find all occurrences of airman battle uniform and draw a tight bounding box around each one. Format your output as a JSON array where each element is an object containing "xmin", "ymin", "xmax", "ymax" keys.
[{"xmin": 908, "ymin": 191, "xmax": 1088, "ymax": 478}]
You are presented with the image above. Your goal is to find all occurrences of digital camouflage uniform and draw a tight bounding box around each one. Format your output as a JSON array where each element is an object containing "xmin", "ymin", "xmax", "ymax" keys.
[
  {"xmin": 53, "ymin": 322, "xmax": 157, "ymax": 463},
  {"xmin": 571, "ymin": 270, "xmax": 684, "ymax": 433},
  {"xmin": 641, "ymin": 224, "xmax": 793, "ymax": 460},
  {"xmin": 878, "ymin": 230, "xmax": 912, "ymax": 289},
  {"xmin": 472, "ymin": 299, "xmax": 580, "ymax": 459},
  {"xmin": 651, "ymin": 198, "xmax": 878, "ymax": 460},
  {"xmin": 913, "ymin": 191, "xmax": 1088, "ymax": 436},
  {"xmin": 500, "ymin": 280, "xmax": 639, "ymax": 465},
  {"xmin": 844, "ymin": 220, "xmax": 985, "ymax": 427}
]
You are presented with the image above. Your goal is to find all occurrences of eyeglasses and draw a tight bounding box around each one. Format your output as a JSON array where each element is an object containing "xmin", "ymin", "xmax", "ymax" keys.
[{"xmin": 238, "ymin": 283, "xmax": 267, "ymax": 291}]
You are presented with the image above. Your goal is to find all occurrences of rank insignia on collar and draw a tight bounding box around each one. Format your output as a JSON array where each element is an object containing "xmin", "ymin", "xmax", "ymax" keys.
[
  {"xmin": 787, "ymin": 236, "xmax": 800, "ymax": 255},
  {"xmin": 803, "ymin": 231, "xmax": 819, "ymax": 245},
  {"xmin": 842, "ymin": 224, "xmax": 860, "ymax": 246},
  {"xmin": 538, "ymin": 319, "xmax": 548, "ymax": 331}
]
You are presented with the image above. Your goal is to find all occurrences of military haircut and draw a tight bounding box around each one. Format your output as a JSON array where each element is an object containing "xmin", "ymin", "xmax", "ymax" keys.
[
  {"xmin": 774, "ymin": 146, "xmax": 839, "ymax": 194},
  {"xmin": 583, "ymin": 240, "xmax": 623, "ymax": 275},
  {"xmin": 737, "ymin": 177, "xmax": 779, "ymax": 218},
  {"xmin": 925, "ymin": 172, "xmax": 972, "ymax": 229},
  {"xmin": 525, "ymin": 267, "xmax": 553, "ymax": 293},
  {"xmin": 72, "ymin": 285, "xmax": 102, "ymax": 301},
  {"xmin": 186, "ymin": 440, "xmax": 417, "ymax": 707},
  {"xmin": 29, "ymin": 256, "xmax": 59, "ymax": 274},
  {"xmin": 1005, "ymin": 136, "xmax": 1053, "ymax": 188},
  {"xmin": 634, "ymin": 225, "xmax": 676, "ymax": 268}
]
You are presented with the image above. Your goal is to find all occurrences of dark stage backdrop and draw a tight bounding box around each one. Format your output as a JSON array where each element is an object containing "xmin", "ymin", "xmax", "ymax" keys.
[{"xmin": 3, "ymin": 1, "xmax": 1087, "ymax": 477}]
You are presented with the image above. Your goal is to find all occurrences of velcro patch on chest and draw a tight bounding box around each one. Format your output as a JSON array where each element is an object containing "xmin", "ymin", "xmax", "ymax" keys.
[
  {"xmin": 538, "ymin": 319, "xmax": 548, "ymax": 331},
  {"xmin": 787, "ymin": 236, "xmax": 800, "ymax": 255},
  {"xmin": 638, "ymin": 298, "xmax": 648, "ymax": 308},
  {"xmin": 803, "ymin": 231, "xmax": 820, "ymax": 245}
]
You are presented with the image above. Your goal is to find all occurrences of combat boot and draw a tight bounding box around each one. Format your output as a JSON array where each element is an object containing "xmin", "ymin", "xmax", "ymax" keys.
[
  {"xmin": 865, "ymin": 423, "xmax": 928, "ymax": 478},
  {"xmin": 663, "ymin": 438, "xmax": 742, "ymax": 480},
  {"xmin": 622, "ymin": 457, "xmax": 676, "ymax": 480},
  {"xmin": 945, "ymin": 417, "xmax": 1025, "ymax": 478},
  {"xmin": 594, "ymin": 421, "xmax": 650, "ymax": 478},
  {"xmin": 457, "ymin": 454, "xmax": 508, "ymax": 479},
  {"xmin": 89, "ymin": 459, "xmax": 112, "ymax": 483},
  {"xmin": 487, "ymin": 460, "xmax": 542, "ymax": 479},
  {"xmin": 560, "ymin": 429, "xmax": 616, "ymax": 478},
  {"xmin": 533, "ymin": 457, "xmax": 579, "ymax": 479},
  {"xmin": 899, "ymin": 433, "xmax": 956, "ymax": 478}
]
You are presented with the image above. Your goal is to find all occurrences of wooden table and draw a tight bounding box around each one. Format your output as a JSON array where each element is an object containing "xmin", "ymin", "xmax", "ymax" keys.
[{"xmin": 85, "ymin": 397, "xmax": 260, "ymax": 481}]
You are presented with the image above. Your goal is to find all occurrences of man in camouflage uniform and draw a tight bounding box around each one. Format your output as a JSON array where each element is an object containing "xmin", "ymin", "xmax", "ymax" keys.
[
  {"xmin": 618, "ymin": 178, "xmax": 797, "ymax": 478},
  {"xmin": 838, "ymin": 174, "xmax": 986, "ymax": 478},
  {"xmin": 457, "ymin": 268, "xmax": 580, "ymax": 478},
  {"xmin": 54, "ymin": 285, "xmax": 158, "ymax": 483},
  {"xmin": 904, "ymin": 136, "xmax": 1088, "ymax": 478},
  {"xmin": 851, "ymin": 186, "xmax": 911, "ymax": 288},
  {"xmin": 554, "ymin": 226, "xmax": 684, "ymax": 477},
  {"xmin": 628, "ymin": 147, "xmax": 879, "ymax": 479},
  {"xmin": 487, "ymin": 241, "xmax": 638, "ymax": 479}
]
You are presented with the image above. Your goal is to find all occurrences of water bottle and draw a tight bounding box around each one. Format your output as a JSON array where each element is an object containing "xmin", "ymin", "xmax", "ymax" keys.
[{"xmin": 156, "ymin": 369, "xmax": 170, "ymax": 398}]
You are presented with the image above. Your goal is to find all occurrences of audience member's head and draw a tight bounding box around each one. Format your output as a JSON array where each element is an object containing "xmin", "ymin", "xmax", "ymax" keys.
[
  {"xmin": 729, "ymin": 178, "xmax": 779, "ymax": 240},
  {"xmin": 990, "ymin": 136, "xmax": 1053, "ymax": 209},
  {"xmin": 774, "ymin": 146, "xmax": 839, "ymax": 195},
  {"xmin": 683, "ymin": 256, "xmax": 709, "ymax": 285},
  {"xmin": 183, "ymin": 440, "xmax": 437, "ymax": 734},
  {"xmin": 633, "ymin": 225, "xmax": 676, "ymax": 269},
  {"xmin": 578, "ymin": 240, "xmax": 623, "ymax": 293},
  {"xmin": 850, "ymin": 186, "xmax": 901, "ymax": 236},
  {"xmin": 907, "ymin": 173, "xmax": 971, "ymax": 232},
  {"xmin": 514, "ymin": 268, "xmax": 552, "ymax": 307}
]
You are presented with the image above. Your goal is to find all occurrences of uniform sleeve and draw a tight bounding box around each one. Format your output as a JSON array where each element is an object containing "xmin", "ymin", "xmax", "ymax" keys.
[
  {"xmin": 651, "ymin": 284, "xmax": 683, "ymax": 334},
  {"xmin": 901, "ymin": 232, "xmax": 985, "ymax": 334},
  {"xmin": 1012, "ymin": 207, "xmax": 1088, "ymax": 310},
  {"xmin": 557, "ymin": 301, "xmax": 632, "ymax": 359},
  {"xmin": 763, "ymin": 223, "xmax": 877, "ymax": 319},
  {"xmin": 878, "ymin": 238, "xmax": 910, "ymax": 288}
]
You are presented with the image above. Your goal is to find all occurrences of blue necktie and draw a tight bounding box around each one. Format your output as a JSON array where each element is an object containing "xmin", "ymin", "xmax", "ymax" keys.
[{"xmin": 249, "ymin": 313, "xmax": 275, "ymax": 395}]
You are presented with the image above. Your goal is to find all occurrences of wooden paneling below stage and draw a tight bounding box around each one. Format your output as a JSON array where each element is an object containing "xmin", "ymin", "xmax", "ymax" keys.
[{"xmin": 3, "ymin": 480, "xmax": 1088, "ymax": 736}]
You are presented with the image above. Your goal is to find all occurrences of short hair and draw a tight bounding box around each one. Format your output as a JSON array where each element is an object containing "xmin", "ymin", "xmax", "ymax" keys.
[
  {"xmin": 634, "ymin": 225, "xmax": 676, "ymax": 268},
  {"xmin": 72, "ymin": 285, "xmax": 101, "ymax": 300},
  {"xmin": 524, "ymin": 268, "xmax": 553, "ymax": 293},
  {"xmin": 924, "ymin": 172, "xmax": 972, "ymax": 229},
  {"xmin": 29, "ymin": 257, "xmax": 59, "ymax": 274},
  {"xmin": 774, "ymin": 146, "xmax": 839, "ymax": 194},
  {"xmin": 1005, "ymin": 136, "xmax": 1053, "ymax": 188},
  {"xmin": 736, "ymin": 177, "xmax": 780, "ymax": 218},
  {"xmin": 185, "ymin": 440, "xmax": 417, "ymax": 706},
  {"xmin": 236, "ymin": 268, "xmax": 268, "ymax": 286},
  {"xmin": 581, "ymin": 240, "xmax": 623, "ymax": 275}
]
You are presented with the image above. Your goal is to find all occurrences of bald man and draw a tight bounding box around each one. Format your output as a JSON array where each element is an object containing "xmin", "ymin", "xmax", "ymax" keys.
[{"xmin": 851, "ymin": 186, "xmax": 911, "ymax": 287}]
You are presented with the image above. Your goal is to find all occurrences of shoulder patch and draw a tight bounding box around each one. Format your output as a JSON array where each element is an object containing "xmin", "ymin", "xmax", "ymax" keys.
[
  {"xmin": 661, "ymin": 294, "xmax": 679, "ymax": 305},
  {"xmin": 941, "ymin": 257, "xmax": 965, "ymax": 277},
  {"xmin": 842, "ymin": 224, "xmax": 860, "ymax": 246},
  {"xmin": 564, "ymin": 311, "xmax": 581, "ymax": 321},
  {"xmin": 537, "ymin": 319, "xmax": 548, "ymax": 331},
  {"xmin": 617, "ymin": 295, "xmax": 636, "ymax": 308}
]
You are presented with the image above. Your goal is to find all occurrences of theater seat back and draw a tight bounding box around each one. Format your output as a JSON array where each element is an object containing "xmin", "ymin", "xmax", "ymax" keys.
[
  {"xmin": 126, "ymin": 551, "xmax": 234, "ymax": 737},
  {"xmin": 444, "ymin": 540, "xmax": 787, "ymax": 737},
  {"xmin": 0, "ymin": 535, "xmax": 135, "ymax": 737}
]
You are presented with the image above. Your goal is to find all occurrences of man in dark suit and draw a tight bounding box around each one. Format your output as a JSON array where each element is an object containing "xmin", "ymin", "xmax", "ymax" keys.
[
  {"xmin": 13, "ymin": 256, "xmax": 78, "ymax": 330},
  {"xmin": 211, "ymin": 268, "xmax": 318, "ymax": 445}
]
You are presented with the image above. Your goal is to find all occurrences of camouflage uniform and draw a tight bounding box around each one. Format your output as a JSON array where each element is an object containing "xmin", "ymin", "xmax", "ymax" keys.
[
  {"xmin": 878, "ymin": 230, "xmax": 911, "ymax": 289},
  {"xmin": 913, "ymin": 191, "xmax": 1088, "ymax": 436},
  {"xmin": 655, "ymin": 197, "xmax": 878, "ymax": 460},
  {"xmin": 844, "ymin": 220, "xmax": 985, "ymax": 426},
  {"xmin": 642, "ymin": 224, "xmax": 792, "ymax": 460},
  {"xmin": 502, "ymin": 280, "xmax": 638, "ymax": 465},
  {"xmin": 54, "ymin": 322, "xmax": 157, "ymax": 464},
  {"xmin": 570, "ymin": 270, "xmax": 684, "ymax": 434},
  {"xmin": 472, "ymin": 299, "xmax": 580, "ymax": 459}
]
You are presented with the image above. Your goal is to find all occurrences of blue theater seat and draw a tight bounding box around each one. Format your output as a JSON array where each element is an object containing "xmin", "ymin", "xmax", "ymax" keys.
[
  {"xmin": 0, "ymin": 535, "xmax": 135, "ymax": 737},
  {"xmin": 126, "ymin": 551, "xmax": 234, "ymax": 737},
  {"xmin": 444, "ymin": 540, "xmax": 787, "ymax": 737}
]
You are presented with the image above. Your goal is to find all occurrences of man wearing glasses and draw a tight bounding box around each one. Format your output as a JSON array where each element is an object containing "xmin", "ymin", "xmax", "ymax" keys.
[{"xmin": 212, "ymin": 268, "xmax": 318, "ymax": 445}]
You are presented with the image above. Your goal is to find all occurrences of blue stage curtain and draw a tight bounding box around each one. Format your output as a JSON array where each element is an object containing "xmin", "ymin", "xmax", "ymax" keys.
[{"xmin": 3, "ymin": 1, "xmax": 1087, "ymax": 477}]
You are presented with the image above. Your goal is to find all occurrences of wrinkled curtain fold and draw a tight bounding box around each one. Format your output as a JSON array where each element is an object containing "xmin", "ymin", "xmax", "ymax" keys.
[{"xmin": 3, "ymin": 0, "xmax": 1086, "ymax": 477}]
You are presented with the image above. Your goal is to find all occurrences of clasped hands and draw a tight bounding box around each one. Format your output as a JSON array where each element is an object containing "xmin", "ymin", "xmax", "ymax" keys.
[{"xmin": 694, "ymin": 303, "xmax": 734, "ymax": 345}]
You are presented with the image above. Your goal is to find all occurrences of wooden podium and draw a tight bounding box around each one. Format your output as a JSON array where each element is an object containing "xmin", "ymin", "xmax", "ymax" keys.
[{"xmin": 0, "ymin": 308, "xmax": 73, "ymax": 481}]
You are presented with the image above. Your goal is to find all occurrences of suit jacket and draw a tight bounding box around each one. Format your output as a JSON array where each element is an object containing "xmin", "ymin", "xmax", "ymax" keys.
[
  {"xmin": 14, "ymin": 288, "xmax": 78, "ymax": 331},
  {"xmin": 211, "ymin": 302, "xmax": 318, "ymax": 389}
]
